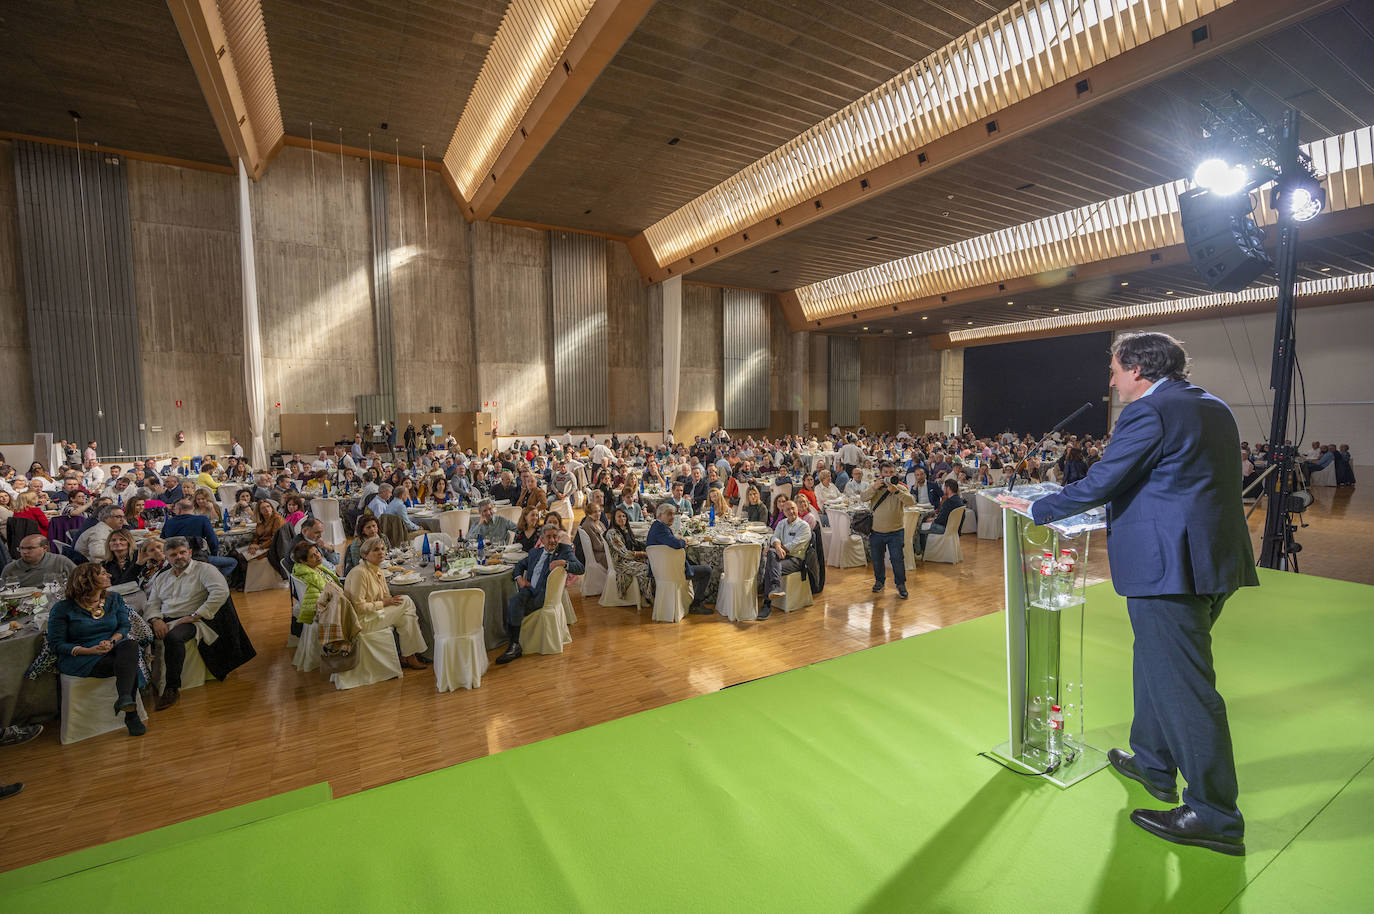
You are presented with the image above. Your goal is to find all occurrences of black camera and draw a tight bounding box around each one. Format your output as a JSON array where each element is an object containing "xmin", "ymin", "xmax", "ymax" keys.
[{"xmin": 888, "ymin": 475, "xmax": 903, "ymax": 486}]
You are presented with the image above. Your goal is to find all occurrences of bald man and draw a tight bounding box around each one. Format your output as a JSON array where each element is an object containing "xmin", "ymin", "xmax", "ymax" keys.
[{"xmin": 1, "ymin": 536, "xmax": 76, "ymax": 587}]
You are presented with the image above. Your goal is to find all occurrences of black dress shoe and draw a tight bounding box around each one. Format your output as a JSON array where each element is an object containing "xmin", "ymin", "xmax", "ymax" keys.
[
  {"xmin": 1108, "ymin": 748, "xmax": 1179, "ymax": 803},
  {"xmin": 871, "ymin": 583, "xmax": 884, "ymax": 593},
  {"xmin": 897, "ymin": 587, "xmax": 909, "ymax": 599},
  {"xmin": 495, "ymin": 643, "xmax": 523, "ymax": 664},
  {"xmin": 1130, "ymin": 805, "xmax": 1245, "ymax": 856},
  {"xmin": 756, "ymin": 604, "xmax": 771, "ymax": 620},
  {"xmin": 155, "ymin": 688, "xmax": 180, "ymax": 711},
  {"xmin": 0, "ymin": 782, "xmax": 23, "ymax": 800},
  {"xmin": 125, "ymin": 712, "xmax": 147, "ymax": 737},
  {"xmin": 688, "ymin": 604, "xmax": 714, "ymax": 615}
]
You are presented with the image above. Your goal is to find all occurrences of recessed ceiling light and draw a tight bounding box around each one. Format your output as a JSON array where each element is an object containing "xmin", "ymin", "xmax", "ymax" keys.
[
  {"xmin": 1052, "ymin": 307, "xmax": 1060, "ymax": 312},
  {"xmin": 946, "ymin": 194, "xmax": 955, "ymax": 200},
  {"xmin": 1120, "ymin": 281, "xmax": 1129, "ymax": 286},
  {"xmin": 1320, "ymin": 266, "xmax": 1331, "ymax": 272},
  {"xmin": 921, "ymin": 316, "xmax": 928, "ymax": 320},
  {"xmin": 862, "ymin": 326, "xmax": 869, "ymax": 330},
  {"xmin": 1006, "ymin": 300, "xmax": 1014, "ymax": 305},
  {"xmin": 1165, "ymin": 290, "xmax": 1175, "ymax": 295},
  {"xmin": 966, "ymin": 320, "xmax": 973, "ymax": 325},
  {"xmin": 941, "ymin": 211, "xmax": 950, "ymax": 217},
  {"xmin": 907, "ymin": 330, "xmax": 913, "ymax": 334}
]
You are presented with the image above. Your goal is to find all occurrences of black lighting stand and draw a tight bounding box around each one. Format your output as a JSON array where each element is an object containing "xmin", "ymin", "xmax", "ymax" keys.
[{"xmin": 1257, "ymin": 108, "xmax": 1302, "ymax": 570}]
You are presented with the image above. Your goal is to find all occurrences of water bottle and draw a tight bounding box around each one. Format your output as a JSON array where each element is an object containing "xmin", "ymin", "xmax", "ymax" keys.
[
  {"xmin": 421, "ymin": 533, "xmax": 432, "ymax": 566},
  {"xmin": 477, "ymin": 534, "xmax": 485, "ymax": 563},
  {"xmin": 639, "ymin": 478, "xmax": 644, "ymax": 494},
  {"xmin": 1037, "ymin": 551, "xmax": 1056, "ymax": 605},
  {"xmin": 223, "ymin": 511, "xmax": 230, "ymax": 532},
  {"xmin": 709, "ymin": 504, "xmax": 715, "ymax": 526},
  {"xmin": 1056, "ymin": 548, "xmax": 1078, "ymax": 606},
  {"xmin": 1048, "ymin": 705, "xmax": 1065, "ymax": 761}
]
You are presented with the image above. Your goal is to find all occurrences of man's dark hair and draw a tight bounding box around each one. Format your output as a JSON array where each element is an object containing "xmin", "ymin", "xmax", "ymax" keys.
[
  {"xmin": 944, "ymin": 478, "xmax": 960, "ymax": 495},
  {"xmin": 1112, "ymin": 332, "xmax": 1190, "ymax": 382}
]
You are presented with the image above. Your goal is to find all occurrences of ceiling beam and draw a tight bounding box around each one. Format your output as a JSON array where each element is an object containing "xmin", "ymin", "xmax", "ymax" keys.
[
  {"xmin": 459, "ymin": 0, "xmax": 655, "ymax": 221},
  {"xmin": 630, "ymin": 0, "xmax": 1346, "ymax": 285},
  {"xmin": 804, "ymin": 203, "xmax": 1374, "ymax": 331},
  {"xmin": 167, "ymin": 0, "xmax": 284, "ymax": 180}
]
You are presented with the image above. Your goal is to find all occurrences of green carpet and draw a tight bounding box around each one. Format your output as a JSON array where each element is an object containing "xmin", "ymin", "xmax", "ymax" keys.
[{"xmin": 4, "ymin": 569, "xmax": 1371, "ymax": 912}]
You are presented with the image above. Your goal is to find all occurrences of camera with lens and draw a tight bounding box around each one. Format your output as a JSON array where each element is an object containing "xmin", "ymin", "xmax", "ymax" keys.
[{"xmin": 888, "ymin": 475, "xmax": 903, "ymax": 487}]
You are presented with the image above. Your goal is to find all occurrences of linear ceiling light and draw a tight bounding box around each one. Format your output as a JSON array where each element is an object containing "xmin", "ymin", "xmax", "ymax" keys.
[
  {"xmin": 794, "ymin": 126, "xmax": 1374, "ymax": 321},
  {"xmin": 444, "ymin": 0, "xmax": 595, "ymax": 201},
  {"xmin": 643, "ymin": 0, "xmax": 1235, "ymax": 268},
  {"xmin": 944, "ymin": 269, "xmax": 1374, "ymax": 343}
]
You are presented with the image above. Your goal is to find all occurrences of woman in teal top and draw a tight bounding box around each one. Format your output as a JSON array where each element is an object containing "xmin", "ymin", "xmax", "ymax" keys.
[
  {"xmin": 291, "ymin": 541, "xmax": 343, "ymax": 625},
  {"xmin": 47, "ymin": 563, "xmax": 147, "ymax": 736}
]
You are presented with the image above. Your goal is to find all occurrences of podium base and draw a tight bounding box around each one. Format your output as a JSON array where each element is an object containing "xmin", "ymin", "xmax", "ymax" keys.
[{"xmin": 987, "ymin": 741, "xmax": 1108, "ymax": 789}]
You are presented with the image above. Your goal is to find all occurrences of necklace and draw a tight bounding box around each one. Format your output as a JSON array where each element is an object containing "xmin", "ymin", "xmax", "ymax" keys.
[{"xmin": 85, "ymin": 600, "xmax": 105, "ymax": 619}]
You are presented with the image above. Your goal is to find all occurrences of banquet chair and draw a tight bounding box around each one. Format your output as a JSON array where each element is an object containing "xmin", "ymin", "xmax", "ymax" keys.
[
  {"xmin": 437, "ymin": 509, "xmax": 471, "ymax": 539},
  {"xmin": 824, "ymin": 509, "xmax": 867, "ymax": 568},
  {"xmin": 960, "ymin": 500, "xmax": 977, "ymax": 534},
  {"xmin": 645, "ymin": 545, "xmax": 690, "ymax": 623},
  {"xmin": 292, "ymin": 619, "xmax": 322, "ymax": 673},
  {"xmin": 429, "ymin": 588, "xmax": 488, "ymax": 690},
  {"xmin": 284, "ymin": 561, "xmax": 304, "ymax": 646},
  {"xmin": 548, "ymin": 498, "xmax": 573, "ymax": 523},
  {"xmin": 1310, "ymin": 463, "xmax": 1338, "ymax": 486},
  {"xmin": 599, "ymin": 549, "xmax": 643, "ymax": 608},
  {"xmin": 773, "ymin": 483, "xmax": 793, "ymax": 504},
  {"xmin": 311, "ymin": 496, "xmax": 346, "ymax": 545},
  {"xmin": 331, "ymin": 629, "xmax": 403, "ymax": 690},
  {"xmin": 716, "ymin": 542, "xmax": 762, "ymax": 622},
  {"xmin": 376, "ymin": 514, "xmax": 407, "ymax": 549},
  {"xmin": 496, "ymin": 506, "xmax": 523, "ymax": 525},
  {"xmin": 922, "ymin": 507, "xmax": 966, "ymax": 565},
  {"xmin": 155, "ymin": 637, "xmax": 212, "ymax": 692},
  {"xmin": 216, "ymin": 483, "xmax": 241, "ymax": 508},
  {"xmin": 903, "ymin": 507, "xmax": 922, "ymax": 571},
  {"xmin": 245, "ymin": 551, "xmax": 286, "ymax": 593},
  {"xmin": 410, "ymin": 532, "xmax": 455, "ymax": 552},
  {"xmin": 519, "ymin": 567, "xmax": 572, "ymax": 655},
  {"xmin": 778, "ymin": 569, "xmax": 813, "ymax": 613},
  {"xmin": 59, "ymin": 675, "xmax": 149, "ymax": 745},
  {"xmin": 575, "ymin": 527, "xmax": 607, "ymax": 597}
]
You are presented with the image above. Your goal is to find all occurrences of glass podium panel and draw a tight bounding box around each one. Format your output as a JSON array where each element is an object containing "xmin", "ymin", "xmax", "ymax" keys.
[{"xmin": 987, "ymin": 483, "xmax": 1108, "ymax": 788}]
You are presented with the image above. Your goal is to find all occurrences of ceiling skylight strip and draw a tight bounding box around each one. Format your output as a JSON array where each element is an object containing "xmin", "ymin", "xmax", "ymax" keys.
[{"xmin": 944, "ymin": 270, "xmax": 1374, "ymax": 343}]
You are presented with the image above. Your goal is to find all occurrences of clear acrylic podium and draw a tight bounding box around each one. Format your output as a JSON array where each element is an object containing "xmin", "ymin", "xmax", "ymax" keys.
[{"xmin": 987, "ymin": 483, "xmax": 1108, "ymax": 787}]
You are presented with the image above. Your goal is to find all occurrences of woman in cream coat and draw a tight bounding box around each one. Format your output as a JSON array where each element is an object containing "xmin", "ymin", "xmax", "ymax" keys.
[{"xmin": 343, "ymin": 536, "xmax": 429, "ymax": 669}]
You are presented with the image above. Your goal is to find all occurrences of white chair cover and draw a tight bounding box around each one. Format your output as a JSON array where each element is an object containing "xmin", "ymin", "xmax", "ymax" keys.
[
  {"xmin": 410, "ymin": 532, "xmax": 454, "ymax": 552},
  {"xmin": 548, "ymin": 498, "xmax": 573, "ymax": 522},
  {"xmin": 576, "ymin": 527, "xmax": 607, "ymax": 597},
  {"xmin": 779, "ymin": 569, "xmax": 813, "ymax": 612},
  {"xmin": 331, "ymin": 629, "xmax": 403, "ymax": 690},
  {"xmin": 60, "ymin": 674, "xmax": 148, "ymax": 744},
  {"xmin": 287, "ymin": 571, "xmax": 306, "ymax": 620},
  {"xmin": 245, "ymin": 556, "xmax": 286, "ymax": 592},
  {"xmin": 824, "ymin": 509, "xmax": 867, "ymax": 568},
  {"xmin": 216, "ymin": 483, "xmax": 241, "ymax": 507},
  {"xmin": 646, "ymin": 545, "xmax": 690, "ymax": 623},
  {"xmin": 438, "ymin": 509, "xmax": 471, "ymax": 539},
  {"xmin": 496, "ymin": 506, "xmax": 523, "ymax": 525},
  {"xmin": 155, "ymin": 634, "xmax": 208, "ymax": 692},
  {"xmin": 311, "ymin": 496, "xmax": 346, "ymax": 544},
  {"xmin": 959, "ymin": 499, "xmax": 977, "ymax": 534},
  {"xmin": 599, "ymin": 547, "xmax": 642, "ymax": 608},
  {"xmin": 519, "ymin": 567, "xmax": 572, "ymax": 654},
  {"xmin": 1310, "ymin": 463, "xmax": 1338, "ymax": 486},
  {"xmin": 773, "ymin": 483, "xmax": 793, "ymax": 504},
  {"xmin": 716, "ymin": 542, "xmax": 762, "ymax": 622},
  {"xmin": 430, "ymin": 588, "xmax": 488, "ymax": 690},
  {"xmin": 292, "ymin": 517, "xmax": 307, "ymax": 535},
  {"xmin": 923, "ymin": 506, "xmax": 966, "ymax": 565},
  {"xmin": 903, "ymin": 507, "xmax": 921, "ymax": 571},
  {"xmin": 293, "ymin": 620, "xmax": 322, "ymax": 672}
]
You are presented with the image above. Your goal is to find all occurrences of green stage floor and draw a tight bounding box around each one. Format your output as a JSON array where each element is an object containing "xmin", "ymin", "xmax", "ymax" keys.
[{"xmin": 5, "ymin": 569, "xmax": 1372, "ymax": 912}]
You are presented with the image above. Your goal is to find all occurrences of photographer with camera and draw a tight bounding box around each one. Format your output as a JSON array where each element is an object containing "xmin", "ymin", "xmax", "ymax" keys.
[{"xmin": 866, "ymin": 461, "xmax": 915, "ymax": 599}]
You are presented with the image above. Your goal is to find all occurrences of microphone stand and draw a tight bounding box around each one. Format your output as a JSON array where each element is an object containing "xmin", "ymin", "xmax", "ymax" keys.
[{"xmin": 1008, "ymin": 403, "xmax": 1093, "ymax": 493}]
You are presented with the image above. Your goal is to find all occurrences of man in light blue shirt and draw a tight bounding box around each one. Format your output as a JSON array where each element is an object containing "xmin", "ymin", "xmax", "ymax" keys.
[
  {"xmin": 757, "ymin": 497, "xmax": 811, "ymax": 619},
  {"xmin": 366, "ymin": 483, "xmax": 392, "ymax": 520},
  {"xmin": 383, "ymin": 490, "xmax": 419, "ymax": 532}
]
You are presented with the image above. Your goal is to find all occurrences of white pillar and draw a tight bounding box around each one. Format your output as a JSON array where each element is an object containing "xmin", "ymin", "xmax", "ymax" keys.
[
  {"xmin": 661, "ymin": 275, "xmax": 682, "ymax": 437},
  {"xmin": 238, "ymin": 159, "xmax": 268, "ymax": 469}
]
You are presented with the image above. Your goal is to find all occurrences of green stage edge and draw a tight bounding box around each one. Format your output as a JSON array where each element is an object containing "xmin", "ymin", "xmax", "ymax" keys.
[{"xmin": 4, "ymin": 569, "xmax": 1371, "ymax": 912}]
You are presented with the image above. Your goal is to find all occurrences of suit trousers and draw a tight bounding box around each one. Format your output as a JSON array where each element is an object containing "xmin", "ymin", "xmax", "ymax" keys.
[
  {"xmin": 758, "ymin": 550, "xmax": 804, "ymax": 598},
  {"xmin": 869, "ymin": 530, "xmax": 906, "ymax": 588},
  {"xmin": 1127, "ymin": 593, "xmax": 1243, "ymax": 838},
  {"xmin": 504, "ymin": 587, "xmax": 543, "ymax": 642}
]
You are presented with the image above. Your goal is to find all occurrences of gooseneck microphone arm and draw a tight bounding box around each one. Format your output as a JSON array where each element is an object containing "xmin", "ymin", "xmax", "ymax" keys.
[{"xmin": 1008, "ymin": 402, "xmax": 1093, "ymax": 494}]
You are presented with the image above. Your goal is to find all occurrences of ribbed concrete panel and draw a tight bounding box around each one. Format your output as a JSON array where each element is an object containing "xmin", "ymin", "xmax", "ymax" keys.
[
  {"xmin": 828, "ymin": 335, "xmax": 860, "ymax": 427},
  {"xmin": 723, "ymin": 289, "xmax": 769, "ymax": 429},
  {"xmin": 551, "ymin": 231, "xmax": 608, "ymax": 427},
  {"xmin": 13, "ymin": 141, "xmax": 145, "ymax": 455}
]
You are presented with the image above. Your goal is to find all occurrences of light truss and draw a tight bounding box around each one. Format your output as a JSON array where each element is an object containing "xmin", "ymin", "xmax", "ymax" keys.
[
  {"xmin": 794, "ymin": 126, "xmax": 1374, "ymax": 322},
  {"xmin": 643, "ymin": 0, "xmax": 1235, "ymax": 269},
  {"xmin": 444, "ymin": 0, "xmax": 596, "ymax": 201},
  {"xmin": 943, "ymin": 269, "xmax": 1374, "ymax": 343}
]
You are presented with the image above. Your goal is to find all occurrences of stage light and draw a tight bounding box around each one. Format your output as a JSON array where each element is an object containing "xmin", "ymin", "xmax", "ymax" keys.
[
  {"xmin": 1194, "ymin": 157, "xmax": 1248, "ymax": 195},
  {"xmin": 1285, "ymin": 184, "xmax": 1325, "ymax": 222}
]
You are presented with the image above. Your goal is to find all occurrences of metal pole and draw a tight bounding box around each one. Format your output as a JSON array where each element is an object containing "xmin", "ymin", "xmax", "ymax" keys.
[{"xmin": 1258, "ymin": 108, "xmax": 1302, "ymax": 570}]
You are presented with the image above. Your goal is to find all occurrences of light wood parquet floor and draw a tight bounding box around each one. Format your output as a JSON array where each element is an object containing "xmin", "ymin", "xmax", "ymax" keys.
[{"xmin": 1, "ymin": 478, "xmax": 1368, "ymax": 872}]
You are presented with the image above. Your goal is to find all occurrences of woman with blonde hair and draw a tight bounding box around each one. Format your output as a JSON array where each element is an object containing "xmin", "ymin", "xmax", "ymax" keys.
[
  {"xmin": 192, "ymin": 487, "xmax": 222, "ymax": 523},
  {"xmin": 344, "ymin": 536, "xmax": 429, "ymax": 670},
  {"xmin": 14, "ymin": 490, "xmax": 49, "ymax": 537},
  {"xmin": 703, "ymin": 486, "xmax": 729, "ymax": 520}
]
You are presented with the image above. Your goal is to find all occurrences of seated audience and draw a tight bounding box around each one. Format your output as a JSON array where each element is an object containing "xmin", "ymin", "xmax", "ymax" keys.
[
  {"xmin": 162, "ymin": 498, "xmax": 237, "ymax": 578},
  {"xmin": 13, "ymin": 491, "xmax": 49, "ymax": 537},
  {"xmin": 144, "ymin": 537, "xmax": 229, "ymax": 710},
  {"xmin": 343, "ymin": 536, "xmax": 429, "ymax": 669},
  {"xmin": 292, "ymin": 517, "xmax": 340, "ymax": 569},
  {"xmin": 290, "ymin": 541, "xmax": 344, "ymax": 626},
  {"xmin": 645, "ymin": 502, "xmax": 712, "ymax": 613},
  {"xmin": 468, "ymin": 499, "xmax": 516, "ymax": 550},
  {"xmin": 342, "ymin": 514, "xmax": 388, "ymax": 577},
  {"xmin": 103, "ymin": 530, "xmax": 145, "ymax": 587},
  {"xmin": 495, "ymin": 524, "xmax": 584, "ymax": 665},
  {"xmin": 3, "ymin": 535, "xmax": 76, "ymax": 586},
  {"xmin": 47, "ymin": 563, "xmax": 148, "ymax": 736},
  {"xmin": 192, "ymin": 487, "xmax": 223, "ymax": 524},
  {"xmin": 757, "ymin": 497, "xmax": 812, "ymax": 618},
  {"xmin": 74, "ymin": 504, "xmax": 128, "ymax": 563},
  {"xmin": 603, "ymin": 507, "xmax": 653, "ymax": 602},
  {"xmin": 514, "ymin": 506, "xmax": 545, "ymax": 551},
  {"xmin": 918, "ymin": 479, "xmax": 966, "ymax": 553}
]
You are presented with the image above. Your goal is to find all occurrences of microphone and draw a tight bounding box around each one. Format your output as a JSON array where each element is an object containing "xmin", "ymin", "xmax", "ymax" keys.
[{"xmin": 1009, "ymin": 402, "xmax": 1094, "ymax": 494}]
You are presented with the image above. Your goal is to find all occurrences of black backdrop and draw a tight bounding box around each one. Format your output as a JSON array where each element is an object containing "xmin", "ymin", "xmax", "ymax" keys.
[{"xmin": 962, "ymin": 332, "xmax": 1112, "ymax": 438}]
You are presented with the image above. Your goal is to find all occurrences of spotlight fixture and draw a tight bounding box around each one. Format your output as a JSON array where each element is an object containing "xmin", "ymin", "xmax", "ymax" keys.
[
  {"xmin": 1275, "ymin": 181, "xmax": 1325, "ymax": 222},
  {"xmin": 1193, "ymin": 157, "xmax": 1248, "ymax": 195},
  {"xmin": 921, "ymin": 316, "xmax": 928, "ymax": 320}
]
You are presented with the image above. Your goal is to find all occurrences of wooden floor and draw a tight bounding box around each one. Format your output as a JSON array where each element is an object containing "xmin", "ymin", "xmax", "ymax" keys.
[{"xmin": 1, "ymin": 479, "xmax": 1368, "ymax": 873}]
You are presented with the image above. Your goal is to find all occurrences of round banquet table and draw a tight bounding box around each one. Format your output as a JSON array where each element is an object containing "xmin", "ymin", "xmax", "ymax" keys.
[
  {"xmin": 975, "ymin": 489, "xmax": 1007, "ymax": 540},
  {"xmin": 385, "ymin": 562, "xmax": 519, "ymax": 655},
  {"xmin": 0, "ymin": 605, "xmax": 60, "ymax": 729}
]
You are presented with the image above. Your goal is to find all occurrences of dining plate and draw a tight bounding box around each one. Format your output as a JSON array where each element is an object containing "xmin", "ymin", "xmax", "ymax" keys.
[
  {"xmin": 389, "ymin": 573, "xmax": 423, "ymax": 585},
  {"xmin": 474, "ymin": 564, "xmax": 511, "ymax": 574},
  {"xmin": 0, "ymin": 587, "xmax": 41, "ymax": 600}
]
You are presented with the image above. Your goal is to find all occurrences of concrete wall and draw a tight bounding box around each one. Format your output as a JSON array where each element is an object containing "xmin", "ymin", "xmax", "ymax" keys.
[
  {"xmin": 675, "ymin": 282, "xmax": 723, "ymax": 441},
  {"xmin": 128, "ymin": 159, "xmax": 247, "ymax": 457},
  {"xmin": 0, "ymin": 141, "xmax": 36, "ymax": 443},
  {"xmin": 607, "ymin": 239, "xmax": 659, "ymax": 432}
]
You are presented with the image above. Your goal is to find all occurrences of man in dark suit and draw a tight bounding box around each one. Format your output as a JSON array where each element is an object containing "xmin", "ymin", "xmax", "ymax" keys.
[
  {"xmin": 917, "ymin": 478, "xmax": 965, "ymax": 553},
  {"xmin": 686, "ymin": 466, "xmax": 709, "ymax": 512},
  {"xmin": 1002, "ymin": 332, "xmax": 1257, "ymax": 856},
  {"xmin": 645, "ymin": 502, "xmax": 713, "ymax": 613},
  {"xmin": 495, "ymin": 524, "xmax": 584, "ymax": 664},
  {"xmin": 161, "ymin": 498, "xmax": 238, "ymax": 578}
]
